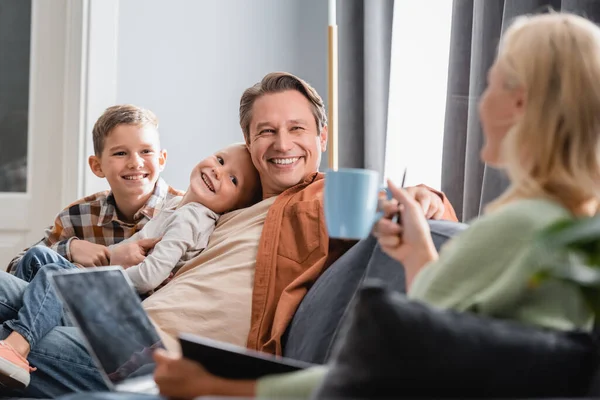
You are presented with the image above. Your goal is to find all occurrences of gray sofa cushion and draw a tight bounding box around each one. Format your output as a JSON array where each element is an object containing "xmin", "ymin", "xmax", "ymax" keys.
[{"xmin": 283, "ymin": 220, "xmax": 468, "ymax": 364}]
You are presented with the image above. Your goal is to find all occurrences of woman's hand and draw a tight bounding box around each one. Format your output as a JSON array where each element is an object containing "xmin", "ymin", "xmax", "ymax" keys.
[
  {"xmin": 374, "ymin": 180, "xmax": 438, "ymax": 286},
  {"xmin": 153, "ymin": 349, "xmax": 256, "ymax": 399}
]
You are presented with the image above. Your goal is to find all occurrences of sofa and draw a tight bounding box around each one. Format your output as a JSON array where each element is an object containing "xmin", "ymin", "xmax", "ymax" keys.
[{"xmin": 283, "ymin": 220, "xmax": 468, "ymax": 364}]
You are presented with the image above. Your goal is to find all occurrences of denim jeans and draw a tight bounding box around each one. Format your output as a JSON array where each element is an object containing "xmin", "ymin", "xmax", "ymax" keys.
[
  {"xmin": 3, "ymin": 247, "xmax": 78, "ymax": 349},
  {"xmin": 0, "ymin": 270, "xmax": 107, "ymax": 397},
  {"xmin": 13, "ymin": 245, "xmax": 74, "ymax": 282}
]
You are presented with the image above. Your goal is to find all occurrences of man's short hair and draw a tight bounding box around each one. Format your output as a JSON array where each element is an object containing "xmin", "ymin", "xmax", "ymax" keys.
[
  {"xmin": 239, "ymin": 72, "xmax": 327, "ymax": 143},
  {"xmin": 92, "ymin": 104, "xmax": 159, "ymax": 155}
]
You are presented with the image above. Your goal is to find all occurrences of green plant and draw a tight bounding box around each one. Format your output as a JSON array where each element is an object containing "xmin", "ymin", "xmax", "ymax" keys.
[{"xmin": 531, "ymin": 215, "xmax": 600, "ymax": 316}]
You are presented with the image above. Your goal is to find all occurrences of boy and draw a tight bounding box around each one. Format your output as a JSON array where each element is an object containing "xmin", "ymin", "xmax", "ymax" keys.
[
  {"xmin": 6, "ymin": 104, "xmax": 183, "ymax": 278},
  {"xmin": 0, "ymin": 144, "xmax": 261, "ymax": 388}
]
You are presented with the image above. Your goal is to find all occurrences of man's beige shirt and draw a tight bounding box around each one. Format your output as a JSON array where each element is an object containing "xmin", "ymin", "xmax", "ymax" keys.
[{"xmin": 142, "ymin": 197, "xmax": 276, "ymax": 350}]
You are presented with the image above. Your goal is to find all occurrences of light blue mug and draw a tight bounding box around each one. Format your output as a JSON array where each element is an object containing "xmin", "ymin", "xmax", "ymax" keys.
[{"xmin": 324, "ymin": 168, "xmax": 390, "ymax": 240}]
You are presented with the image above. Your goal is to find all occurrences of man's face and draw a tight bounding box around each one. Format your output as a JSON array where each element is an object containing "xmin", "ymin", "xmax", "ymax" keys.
[{"xmin": 246, "ymin": 90, "xmax": 327, "ymax": 197}]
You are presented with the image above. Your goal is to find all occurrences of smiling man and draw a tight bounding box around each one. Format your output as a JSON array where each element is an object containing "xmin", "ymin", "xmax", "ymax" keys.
[
  {"xmin": 237, "ymin": 72, "xmax": 457, "ymax": 355},
  {"xmin": 241, "ymin": 87, "xmax": 326, "ymax": 198}
]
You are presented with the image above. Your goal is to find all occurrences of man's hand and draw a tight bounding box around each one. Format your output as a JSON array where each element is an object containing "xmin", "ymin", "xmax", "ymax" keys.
[
  {"xmin": 69, "ymin": 240, "xmax": 111, "ymax": 267},
  {"xmin": 404, "ymin": 186, "xmax": 445, "ymax": 219},
  {"xmin": 153, "ymin": 349, "xmax": 256, "ymax": 399},
  {"xmin": 110, "ymin": 237, "xmax": 161, "ymax": 268}
]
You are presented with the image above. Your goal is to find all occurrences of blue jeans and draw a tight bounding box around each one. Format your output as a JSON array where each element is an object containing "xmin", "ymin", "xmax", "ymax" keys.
[
  {"xmin": 4, "ymin": 247, "xmax": 78, "ymax": 349},
  {"xmin": 0, "ymin": 270, "xmax": 107, "ymax": 397},
  {"xmin": 13, "ymin": 245, "xmax": 74, "ymax": 282}
]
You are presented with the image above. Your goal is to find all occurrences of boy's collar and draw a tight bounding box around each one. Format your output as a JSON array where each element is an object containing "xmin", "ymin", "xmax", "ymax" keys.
[
  {"xmin": 97, "ymin": 178, "xmax": 170, "ymax": 226},
  {"xmin": 138, "ymin": 177, "xmax": 171, "ymax": 219}
]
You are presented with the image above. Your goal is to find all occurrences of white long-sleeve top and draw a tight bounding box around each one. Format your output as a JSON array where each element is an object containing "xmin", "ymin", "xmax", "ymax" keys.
[{"xmin": 114, "ymin": 200, "xmax": 218, "ymax": 293}]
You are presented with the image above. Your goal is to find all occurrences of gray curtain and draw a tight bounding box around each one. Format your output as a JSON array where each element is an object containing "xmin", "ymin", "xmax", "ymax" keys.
[
  {"xmin": 442, "ymin": 0, "xmax": 600, "ymax": 222},
  {"xmin": 322, "ymin": 0, "xmax": 394, "ymax": 177}
]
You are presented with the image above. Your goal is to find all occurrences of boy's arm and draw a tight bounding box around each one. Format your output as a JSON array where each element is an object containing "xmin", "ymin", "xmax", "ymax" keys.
[
  {"xmin": 124, "ymin": 207, "xmax": 216, "ymax": 293},
  {"xmin": 6, "ymin": 210, "xmax": 77, "ymax": 273}
]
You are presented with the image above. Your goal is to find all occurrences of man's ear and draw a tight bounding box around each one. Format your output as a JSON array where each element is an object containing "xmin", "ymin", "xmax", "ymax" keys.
[
  {"xmin": 319, "ymin": 125, "xmax": 328, "ymax": 152},
  {"xmin": 88, "ymin": 155, "xmax": 105, "ymax": 178},
  {"xmin": 158, "ymin": 149, "xmax": 167, "ymax": 172}
]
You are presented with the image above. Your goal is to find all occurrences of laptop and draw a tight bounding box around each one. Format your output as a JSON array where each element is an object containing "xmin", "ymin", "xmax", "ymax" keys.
[
  {"xmin": 50, "ymin": 267, "xmax": 161, "ymax": 394},
  {"xmin": 179, "ymin": 333, "xmax": 313, "ymax": 379}
]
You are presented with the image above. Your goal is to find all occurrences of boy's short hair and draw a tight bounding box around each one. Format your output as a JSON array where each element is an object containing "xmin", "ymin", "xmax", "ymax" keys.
[{"xmin": 92, "ymin": 105, "xmax": 159, "ymax": 155}]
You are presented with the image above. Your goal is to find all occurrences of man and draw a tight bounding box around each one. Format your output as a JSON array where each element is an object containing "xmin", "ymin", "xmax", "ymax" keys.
[
  {"xmin": 0, "ymin": 72, "xmax": 456, "ymax": 398},
  {"xmin": 237, "ymin": 72, "xmax": 456, "ymax": 355}
]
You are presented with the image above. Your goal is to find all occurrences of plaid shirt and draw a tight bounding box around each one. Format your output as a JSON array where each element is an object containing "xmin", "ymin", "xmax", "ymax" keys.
[{"xmin": 7, "ymin": 178, "xmax": 183, "ymax": 273}]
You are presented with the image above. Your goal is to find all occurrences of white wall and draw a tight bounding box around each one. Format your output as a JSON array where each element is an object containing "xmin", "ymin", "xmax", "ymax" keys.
[{"xmin": 114, "ymin": 0, "xmax": 328, "ymax": 191}]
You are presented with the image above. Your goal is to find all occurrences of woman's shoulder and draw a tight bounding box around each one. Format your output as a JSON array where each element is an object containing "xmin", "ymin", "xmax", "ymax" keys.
[
  {"xmin": 471, "ymin": 198, "xmax": 572, "ymax": 236},
  {"xmin": 489, "ymin": 198, "xmax": 570, "ymax": 220}
]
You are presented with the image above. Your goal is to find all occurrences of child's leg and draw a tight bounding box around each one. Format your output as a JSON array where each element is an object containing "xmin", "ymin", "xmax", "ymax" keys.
[
  {"xmin": 0, "ymin": 262, "xmax": 78, "ymax": 388},
  {"xmin": 14, "ymin": 246, "xmax": 74, "ymax": 282}
]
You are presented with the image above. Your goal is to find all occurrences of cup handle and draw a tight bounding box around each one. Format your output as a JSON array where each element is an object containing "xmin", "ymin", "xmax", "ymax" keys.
[
  {"xmin": 374, "ymin": 186, "xmax": 400, "ymax": 225},
  {"xmin": 374, "ymin": 186, "xmax": 392, "ymax": 224}
]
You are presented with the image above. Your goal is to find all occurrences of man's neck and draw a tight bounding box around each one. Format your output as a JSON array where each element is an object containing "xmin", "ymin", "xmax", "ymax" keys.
[
  {"xmin": 113, "ymin": 193, "xmax": 151, "ymax": 223},
  {"xmin": 261, "ymin": 172, "xmax": 320, "ymax": 200},
  {"xmin": 262, "ymin": 191, "xmax": 279, "ymax": 200}
]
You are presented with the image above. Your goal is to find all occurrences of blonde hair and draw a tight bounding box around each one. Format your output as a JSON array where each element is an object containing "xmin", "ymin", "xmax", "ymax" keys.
[
  {"xmin": 92, "ymin": 105, "xmax": 159, "ymax": 155},
  {"xmin": 488, "ymin": 13, "xmax": 600, "ymax": 215},
  {"xmin": 239, "ymin": 72, "xmax": 327, "ymax": 143}
]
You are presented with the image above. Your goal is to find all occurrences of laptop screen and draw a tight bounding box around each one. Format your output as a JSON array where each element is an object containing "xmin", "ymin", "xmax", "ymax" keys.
[{"xmin": 51, "ymin": 267, "xmax": 164, "ymax": 385}]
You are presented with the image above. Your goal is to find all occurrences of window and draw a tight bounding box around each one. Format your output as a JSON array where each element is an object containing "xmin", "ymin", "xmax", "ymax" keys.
[
  {"xmin": 0, "ymin": 0, "xmax": 31, "ymax": 193},
  {"xmin": 384, "ymin": 1, "xmax": 453, "ymax": 189}
]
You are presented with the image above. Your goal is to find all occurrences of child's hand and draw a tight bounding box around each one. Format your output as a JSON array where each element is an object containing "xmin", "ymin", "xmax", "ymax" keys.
[
  {"xmin": 110, "ymin": 237, "xmax": 160, "ymax": 268},
  {"xmin": 69, "ymin": 239, "xmax": 111, "ymax": 267}
]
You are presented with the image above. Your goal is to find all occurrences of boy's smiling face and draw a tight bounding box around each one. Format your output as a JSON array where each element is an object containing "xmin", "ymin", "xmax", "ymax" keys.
[
  {"xmin": 187, "ymin": 144, "xmax": 259, "ymax": 214},
  {"xmin": 89, "ymin": 124, "xmax": 166, "ymax": 210}
]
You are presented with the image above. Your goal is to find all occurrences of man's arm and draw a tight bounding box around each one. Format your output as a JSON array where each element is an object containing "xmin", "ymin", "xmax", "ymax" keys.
[{"xmin": 413, "ymin": 184, "xmax": 458, "ymax": 222}]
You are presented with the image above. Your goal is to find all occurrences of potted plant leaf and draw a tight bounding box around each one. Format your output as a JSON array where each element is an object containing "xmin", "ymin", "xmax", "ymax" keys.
[{"xmin": 531, "ymin": 215, "xmax": 600, "ymax": 317}]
